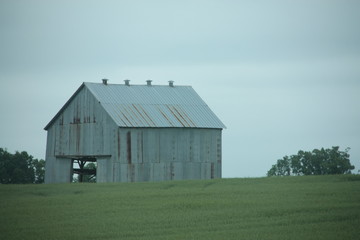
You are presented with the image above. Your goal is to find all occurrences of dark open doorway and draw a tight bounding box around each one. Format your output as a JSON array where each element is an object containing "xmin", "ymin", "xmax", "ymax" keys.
[{"xmin": 72, "ymin": 157, "xmax": 97, "ymax": 183}]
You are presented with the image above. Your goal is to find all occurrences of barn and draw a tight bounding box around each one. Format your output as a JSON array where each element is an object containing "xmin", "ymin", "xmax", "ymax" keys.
[{"xmin": 44, "ymin": 80, "xmax": 226, "ymax": 183}]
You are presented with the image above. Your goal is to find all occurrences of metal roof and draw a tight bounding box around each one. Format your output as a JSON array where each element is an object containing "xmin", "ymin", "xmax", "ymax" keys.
[{"xmin": 45, "ymin": 82, "xmax": 226, "ymax": 129}]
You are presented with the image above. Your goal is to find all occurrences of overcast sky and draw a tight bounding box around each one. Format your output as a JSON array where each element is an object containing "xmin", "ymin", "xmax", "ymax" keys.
[{"xmin": 1, "ymin": 0, "xmax": 359, "ymax": 177}]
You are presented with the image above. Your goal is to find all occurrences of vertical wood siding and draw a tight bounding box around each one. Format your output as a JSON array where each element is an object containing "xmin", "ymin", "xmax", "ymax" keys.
[
  {"xmin": 45, "ymin": 86, "xmax": 222, "ymax": 183},
  {"xmin": 115, "ymin": 128, "xmax": 222, "ymax": 182},
  {"xmin": 45, "ymin": 87, "xmax": 116, "ymax": 183}
]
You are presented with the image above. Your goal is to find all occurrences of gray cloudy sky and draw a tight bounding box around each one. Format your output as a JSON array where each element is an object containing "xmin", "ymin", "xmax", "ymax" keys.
[{"xmin": 1, "ymin": 0, "xmax": 359, "ymax": 177}]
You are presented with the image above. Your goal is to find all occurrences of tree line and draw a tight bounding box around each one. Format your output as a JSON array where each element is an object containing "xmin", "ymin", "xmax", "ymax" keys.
[
  {"xmin": 0, "ymin": 146, "xmax": 356, "ymax": 183},
  {"xmin": 267, "ymin": 146, "xmax": 355, "ymax": 176},
  {"xmin": 0, "ymin": 148, "xmax": 45, "ymax": 184}
]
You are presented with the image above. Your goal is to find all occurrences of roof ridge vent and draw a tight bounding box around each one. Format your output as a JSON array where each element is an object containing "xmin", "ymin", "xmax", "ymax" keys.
[
  {"xmin": 102, "ymin": 78, "xmax": 108, "ymax": 85},
  {"xmin": 146, "ymin": 80, "xmax": 152, "ymax": 86},
  {"xmin": 168, "ymin": 80, "xmax": 174, "ymax": 87},
  {"xmin": 124, "ymin": 79, "xmax": 130, "ymax": 86}
]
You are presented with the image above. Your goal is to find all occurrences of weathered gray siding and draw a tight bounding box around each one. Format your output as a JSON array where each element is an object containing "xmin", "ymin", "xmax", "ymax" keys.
[
  {"xmin": 113, "ymin": 128, "xmax": 222, "ymax": 182},
  {"xmin": 45, "ymin": 82, "xmax": 224, "ymax": 183},
  {"xmin": 45, "ymin": 86, "xmax": 116, "ymax": 183}
]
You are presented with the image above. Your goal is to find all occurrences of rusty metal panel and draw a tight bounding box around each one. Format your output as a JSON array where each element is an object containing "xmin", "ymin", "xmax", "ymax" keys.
[
  {"xmin": 51, "ymin": 86, "xmax": 115, "ymax": 157},
  {"xmin": 84, "ymin": 82, "xmax": 226, "ymax": 129},
  {"xmin": 112, "ymin": 128, "xmax": 222, "ymax": 182}
]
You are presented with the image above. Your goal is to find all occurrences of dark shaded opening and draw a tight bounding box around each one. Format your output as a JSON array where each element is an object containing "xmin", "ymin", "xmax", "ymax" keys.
[
  {"xmin": 127, "ymin": 131, "xmax": 132, "ymax": 164},
  {"xmin": 71, "ymin": 157, "xmax": 97, "ymax": 183},
  {"xmin": 211, "ymin": 163, "xmax": 215, "ymax": 179}
]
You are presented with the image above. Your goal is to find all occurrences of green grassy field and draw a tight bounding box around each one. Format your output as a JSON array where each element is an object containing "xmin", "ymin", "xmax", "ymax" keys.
[{"xmin": 1, "ymin": 175, "xmax": 360, "ymax": 240}]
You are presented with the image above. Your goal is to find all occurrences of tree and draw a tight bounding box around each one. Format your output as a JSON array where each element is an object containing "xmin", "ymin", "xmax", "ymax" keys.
[
  {"xmin": 74, "ymin": 162, "xmax": 96, "ymax": 183},
  {"xmin": 267, "ymin": 146, "xmax": 355, "ymax": 176},
  {"xmin": 82, "ymin": 162, "xmax": 96, "ymax": 183},
  {"xmin": 0, "ymin": 148, "xmax": 45, "ymax": 184},
  {"xmin": 33, "ymin": 159, "xmax": 45, "ymax": 183},
  {"xmin": 267, "ymin": 156, "xmax": 291, "ymax": 176}
]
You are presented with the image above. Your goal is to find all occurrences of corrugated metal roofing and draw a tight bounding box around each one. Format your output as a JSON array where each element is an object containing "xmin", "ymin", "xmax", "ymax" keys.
[
  {"xmin": 44, "ymin": 82, "xmax": 226, "ymax": 130},
  {"xmin": 85, "ymin": 82, "xmax": 225, "ymax": 129}
]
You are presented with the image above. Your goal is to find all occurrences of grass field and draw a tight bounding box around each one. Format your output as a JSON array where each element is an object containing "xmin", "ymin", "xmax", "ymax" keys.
[{"xmin": 1, "ymin": 175, "xmax": 360, "ymax": 240}]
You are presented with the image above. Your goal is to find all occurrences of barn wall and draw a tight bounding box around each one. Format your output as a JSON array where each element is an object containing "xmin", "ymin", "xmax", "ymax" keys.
[
  {"xmin": 45, "ymin": 86, "xmax": 117, "ymax": 183},
  {"xmin": 113, "ymin": 128, "xmax": 222, "ymax": 182},
  {"xmin": 45, "ymin": 86, "xmax": 223, "ymax": 183}
]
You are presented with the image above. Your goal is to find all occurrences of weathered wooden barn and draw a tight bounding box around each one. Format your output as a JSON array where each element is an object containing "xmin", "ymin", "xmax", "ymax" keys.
[{"xmin": 44, "ymin": 80, "xmax": 225, "ymax": 183}]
